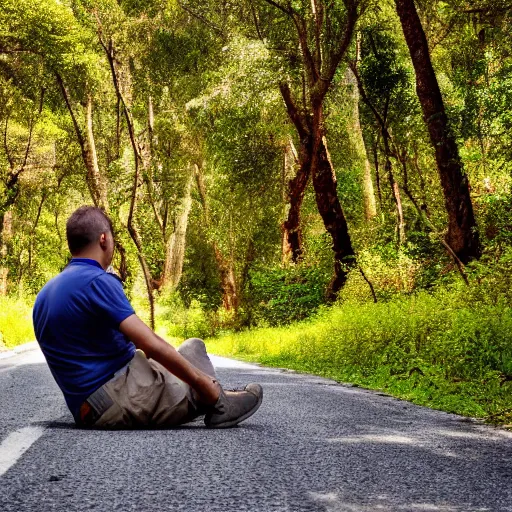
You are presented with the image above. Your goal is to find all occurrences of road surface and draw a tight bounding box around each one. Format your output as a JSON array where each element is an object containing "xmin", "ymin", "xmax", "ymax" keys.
[{"xmin": 1, "ymin": 347, "xmax": 511, "ymax": 511}]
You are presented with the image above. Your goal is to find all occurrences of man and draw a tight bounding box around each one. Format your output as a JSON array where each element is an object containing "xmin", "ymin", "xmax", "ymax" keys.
[{"xmin": 33, "ymin": 206, "xmax": 262, "ymax": 429}]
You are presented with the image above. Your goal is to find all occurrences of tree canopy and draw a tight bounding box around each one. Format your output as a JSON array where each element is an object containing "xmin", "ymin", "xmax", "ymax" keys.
[{"xmin": 1, "ymin": 0, "xmax": 512, "ymax": 329}]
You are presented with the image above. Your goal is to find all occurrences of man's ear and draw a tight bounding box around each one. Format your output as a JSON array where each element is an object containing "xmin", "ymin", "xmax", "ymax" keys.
[{"xmin": 99, "ymin": 233, "xmax": 107, "ymax": 249}]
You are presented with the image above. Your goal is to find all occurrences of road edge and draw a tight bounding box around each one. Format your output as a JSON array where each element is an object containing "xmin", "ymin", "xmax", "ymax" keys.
[{"xmin": 0, "ymin": 341, "xmax": 38, "ymax": 360}]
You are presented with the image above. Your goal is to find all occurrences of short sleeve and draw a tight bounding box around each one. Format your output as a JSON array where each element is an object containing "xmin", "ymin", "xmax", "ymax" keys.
[{"xmin": 88, "ymin": 273, "xmax": 135, "ymax": 327}]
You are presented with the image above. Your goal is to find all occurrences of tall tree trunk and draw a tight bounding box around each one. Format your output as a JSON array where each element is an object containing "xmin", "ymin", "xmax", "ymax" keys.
[
  {"xmin": 0, "ymin": 210, "xmax": 12, "ymax": 296},
  {"xmin": 382, "ymin": 127, "xmax": 406, "ymax": 245},
  {"xmin": 346, "ymin": 59, "xmax": 377, "ymax": 220},
  {"xmin": 28, "ymin": 191, "xmax": 47, "ymax": 269},
  {"xmin": 161, "ymin": 171, "xmax": 193, "ymax": 290},
  {"xmin": 282, "ymin": 138, "xmax": 311, "ymax": 263},
  {"xmin": 85, "ymin": 96, "xmax": 108, "ymax": 211},
  {"xmin": 350, "ymin": 63, "xmax": 406, "ymax": 243},
  {"xmin": 362, "ymin": 153, "xmax": 377, "ymax": 220},
  {"xmin": 257, "ymin": 0, "xmax": 362, "ymax": 294},
  {"xmin": 280, "ymin": 84, "xmax": 311, "ymax": 263},
  {"xmin": 213, "ymin": 244, "xmax": 239, "ymax": 312},
  {"xmin": 281, "ymin": 140, "xmax": 301, "ymax": 263},
  {"xmin": 281, "ymin": 144, "xmax": 292, "ymax": 263},
  {"xmin": 386, "ymin": 157, "xmax": 406, "ymax": 245},
  {"xmin": 311, "ymin": 103, "xmax": 356, "ymax": 297},
  {"xmin": 194, "ymin": 163, "xmax": 239, "ymax": 311},
  {"xmin": 394, "ymin": 0, "xmax": 481, "ymax": 262},
  {"xmin": 372, "ymin": 136, "xmax": 383, "ymax": 208}
]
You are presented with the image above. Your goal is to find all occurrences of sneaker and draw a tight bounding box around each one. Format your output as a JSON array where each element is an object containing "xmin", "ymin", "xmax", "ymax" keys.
[{"xmin": 204, "ymin": 384, "xmax": 263, "ymax": 428}]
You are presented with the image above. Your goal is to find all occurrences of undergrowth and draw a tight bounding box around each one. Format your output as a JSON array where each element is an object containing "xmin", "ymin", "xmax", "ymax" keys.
[
  {"xmin": 205, "ymin": 277, "xmax": 512, "ymax": 425},
  {"xmin": 0, "ymin": 297, "xmax": 34, "ymax": 349}
]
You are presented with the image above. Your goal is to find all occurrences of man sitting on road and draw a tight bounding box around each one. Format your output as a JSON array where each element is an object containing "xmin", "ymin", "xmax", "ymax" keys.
[{"xmin": 32, "ymin": 206, "xmax": 263, "ymax": 429}]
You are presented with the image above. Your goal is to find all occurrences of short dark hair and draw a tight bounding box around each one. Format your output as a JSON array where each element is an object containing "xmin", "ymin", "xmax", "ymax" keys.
[{"xmin": 66, "ymin": 206, "xmax": 113, "ymax": 255}]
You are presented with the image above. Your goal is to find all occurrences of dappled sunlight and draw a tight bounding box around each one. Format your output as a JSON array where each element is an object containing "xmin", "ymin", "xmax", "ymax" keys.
[
  {"xmin": 435, "ymin": 428, "xmax": 512, "ymax": 441},
  {"xmin": 325, "ymin": 432, "xmax": 459, "ymax": 458},
  {"xmin": 308, "ymin": 491, "xmax": 492, "ymax": 511},
  {"xmin": 326, "ymin": 434, "xmax": 417, "ymax": 444},
  {"xmin": 0, "ymin": 347, "xmax": 45, "ymax": 372},
  {"xmin": 210, "ymin": 354, "xmax": 260, "ymax": 369}
]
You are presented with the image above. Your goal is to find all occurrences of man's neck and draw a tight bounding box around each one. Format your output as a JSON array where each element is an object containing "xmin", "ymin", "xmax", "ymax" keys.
[{"xmin": 72, "ymin": 253, "xmax": 106, "ymax": 270}]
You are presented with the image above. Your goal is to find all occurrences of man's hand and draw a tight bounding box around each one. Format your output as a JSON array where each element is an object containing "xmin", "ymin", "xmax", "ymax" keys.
[{"xmin": 119, "ymin": 314, "xmax": 220, "ymax": 405}]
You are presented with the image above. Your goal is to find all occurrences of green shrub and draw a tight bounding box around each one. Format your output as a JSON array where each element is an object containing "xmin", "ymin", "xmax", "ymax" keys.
[
  {"xmin": 156, "ymin": 292, "xmax": 213, "ymax": 341},
  {"xmin": 0, "ymin": 297, "xmax": 35, "ymax": 349},
  {"xmin": 206, "ymin": 273, "xmax": 512, "ymax": 422},
  {"xmin": 246, "ymin": 264, "xmax": 331, "ymax": 326}
]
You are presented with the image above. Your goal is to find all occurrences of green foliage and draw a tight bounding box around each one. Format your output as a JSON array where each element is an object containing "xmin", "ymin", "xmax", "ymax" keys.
[
  {"xmin": 0, "ymin": 297, "xmax": 34, "ymax": 348},
  {"xmin": 206, "ymin": 269, "xmax": 512, "ymax": 422},
  {"xmin": 178, "ymin": 226, "xmax": 223, "ymax": 311},
  {"xmin": 2, "ymin": 0, "xmax": 512, "ymax": 429},
  {"xmin": 156, "ymin": 292, "xmax": 213, "ymax": 341},
  {"xmin": 246, "ymin": 264, "xmax": 331, "ymax": 326}
]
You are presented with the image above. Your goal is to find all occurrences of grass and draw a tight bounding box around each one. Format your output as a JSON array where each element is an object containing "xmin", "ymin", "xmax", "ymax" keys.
[
  {"xmin": 205, "ymin": 287, "xmax": 512, "ymax": 426},
  {"xmin": 0, "ymin": 297, "xmax": 35, "ymax": 349}
]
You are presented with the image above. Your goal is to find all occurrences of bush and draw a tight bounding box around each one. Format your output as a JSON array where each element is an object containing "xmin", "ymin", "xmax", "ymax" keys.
[
  {"xmin": 0, "ymin": 297, "xmax": 34, "ymax": 349},
  {"xmin": 245, "ymin": 264, "xmax": 331, "ymax": 326},
  {"xmin": 206, "ymin": 267, "xmax": 512, "ymax": 422},
  {"xmin": 156, "ymin": 292, "xmax": 213, "ymax": 341}
]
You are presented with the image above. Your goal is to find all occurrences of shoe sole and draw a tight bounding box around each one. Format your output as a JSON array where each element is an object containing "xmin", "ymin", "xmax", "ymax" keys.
[{"xmin": 205, "ymin": 390, "xmax": 263, "ymax": 429}]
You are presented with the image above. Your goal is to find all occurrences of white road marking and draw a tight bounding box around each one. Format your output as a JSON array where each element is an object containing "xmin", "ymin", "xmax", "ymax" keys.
[{"xmin": 0, "ymin": 426, "xmax": 45, "ymax": 477}]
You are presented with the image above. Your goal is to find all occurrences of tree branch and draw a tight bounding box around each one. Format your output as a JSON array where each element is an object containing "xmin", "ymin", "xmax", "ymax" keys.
[
  {"xmin": 249, "ymin": 1, "xmax": 265, "ymax": 42},
  {"xmin": 318, "ymin": 0, "xmax": 359, "ymax": 98},
  {"xmin": 359, "ymin": 265, "xmax": 377, "ymax": 302},
  {"xmin": 260, "ymin": 0, "xmax": 318, "ymax": 85},
  {"xmin": 3, "ymin": 115, "xmax": 14, "ymax": 170},
  {"xmin": 296, "ymin": 16, "xmax": 319, "ymax": 86},
  {"xmin": 178, "ymin": 1, "xmax": 226, "ymax": 36},
  {"xmin": 19, "ymin": 117, "xmax": 35, "ymax": 173},
  {"xmin": 279, "ymin": 82, "xmax": 309, "ymax": 138},
  {"xmin": 349, "ymin": 61, "xmax": 387, "ymax": 134},
  {"xmin": 311, "ymin": 0, "xmax": 324, "ymax": 74},
  {"xmin": 259, "ymin": 0, "xmax": 294, "ymax": 17},
  {"xmin": 55, "ymin": 72, "xmax": 85, "ymax": 149}
]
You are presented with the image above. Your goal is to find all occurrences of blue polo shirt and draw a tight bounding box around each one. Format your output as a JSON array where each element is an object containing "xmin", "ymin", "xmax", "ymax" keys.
[{"xmin": 33, "ymin": 258, "xmax": 136, "ymax": 420}]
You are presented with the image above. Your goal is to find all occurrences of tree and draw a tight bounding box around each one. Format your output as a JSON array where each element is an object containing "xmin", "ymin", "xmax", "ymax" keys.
[
  {"xmin": 248, "ymin": 0, "xmax": 370, "ymax": 296},
  {"xmin": 394, "ymin": 0, "xmax": 481, "ymax": 263}
]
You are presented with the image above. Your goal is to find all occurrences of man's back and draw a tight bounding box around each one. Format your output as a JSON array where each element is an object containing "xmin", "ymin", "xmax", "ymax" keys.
[{"xmin": 33, "ymin": 258, "xmax": 135, "ymax": 420}]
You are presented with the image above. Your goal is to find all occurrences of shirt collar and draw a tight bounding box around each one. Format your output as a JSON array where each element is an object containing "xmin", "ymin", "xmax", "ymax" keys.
[{"xmin": 69, "ymin": 258, "xmax": 104, "ymax": 270}]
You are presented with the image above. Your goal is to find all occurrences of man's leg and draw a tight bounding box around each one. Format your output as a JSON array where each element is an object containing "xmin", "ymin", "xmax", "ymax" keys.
[
  {"xmin": 177, "ymin": 339, "xmax": 264, "ymax": 429},
  {"xmin": 172, "ymin": 337, "xmax": 218, "ymax": 417},
  {"xmin": 91, "ymin": 350, "xmax": 191, "ymax": 428},
  {"xmin": 87, "ymin": 339, "xmax": 262, "ymax": 429},
  {"xmin": 177, "ymin": 338, "xmax": 217, "ymax": 380},
  {"xmin": 146, "ymin": 338, "xmax": 217, "ymax": 425},
  {"xmin": 156, "ymin": 337, "xmax": 264, "ymax": 428}
]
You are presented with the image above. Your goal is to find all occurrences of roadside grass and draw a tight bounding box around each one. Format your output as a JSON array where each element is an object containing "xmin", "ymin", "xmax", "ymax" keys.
[
  {"xmin": 0, "ymin": 297, "xmax": 34, "ymax": 349},
  {"xmin": 205, "ymin": 287, "xmax": 512, "ymax": 426}
]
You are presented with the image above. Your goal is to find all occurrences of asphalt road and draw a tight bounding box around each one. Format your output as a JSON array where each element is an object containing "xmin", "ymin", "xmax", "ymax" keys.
[{"xmin": 1, "ymin": 347, "xmax": 511, "ymax": 512}]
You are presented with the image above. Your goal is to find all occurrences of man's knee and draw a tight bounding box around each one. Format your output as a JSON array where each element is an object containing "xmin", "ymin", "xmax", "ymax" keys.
[{"xmin": 178, "ymin": 337, "xmax": 206, "ymax": 355}]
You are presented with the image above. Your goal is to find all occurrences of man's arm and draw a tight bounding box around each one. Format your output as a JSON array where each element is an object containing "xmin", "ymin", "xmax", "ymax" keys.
[{"xmin": 119, "ymin": 314, "xmax": 220, "ymax": 405}]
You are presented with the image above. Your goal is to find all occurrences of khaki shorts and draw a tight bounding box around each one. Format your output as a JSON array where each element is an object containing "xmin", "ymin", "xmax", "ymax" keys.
[{"xmin": 82, "ymin": 338, "xmax": 216, "ymax": 429}]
